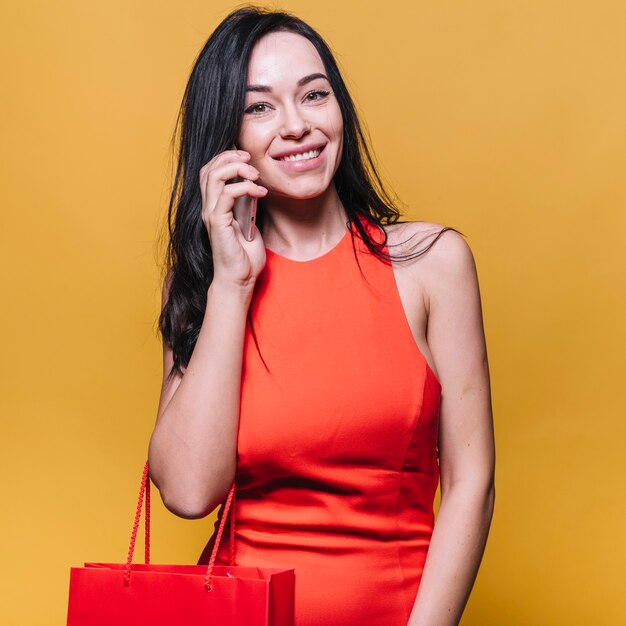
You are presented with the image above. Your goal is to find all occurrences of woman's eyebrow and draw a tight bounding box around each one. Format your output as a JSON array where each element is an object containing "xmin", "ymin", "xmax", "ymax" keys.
[{"xmin": 246, "ymin": 72, "xmax": 329, "ymax": 93}]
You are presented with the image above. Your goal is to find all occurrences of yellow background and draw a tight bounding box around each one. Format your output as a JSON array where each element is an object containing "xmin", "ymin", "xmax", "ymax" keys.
[{"xmin": 2, "ymin": 1, "xmax": 625, "ymax": 624}]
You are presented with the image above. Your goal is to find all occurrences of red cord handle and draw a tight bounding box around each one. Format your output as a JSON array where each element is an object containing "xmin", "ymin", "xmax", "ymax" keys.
[{"xmin": 123, "ymin": 460, "xmax": 236, "ymax": 591}]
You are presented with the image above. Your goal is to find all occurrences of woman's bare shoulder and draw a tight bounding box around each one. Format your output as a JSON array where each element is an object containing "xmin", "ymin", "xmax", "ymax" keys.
[
  {"xmin": 385, "ymin": 220, "xmax": 471, "ymax": 260},
  {"xmin": 384, "ymin": 220, "xmax": 476, "ymax": 297},
  {"xmin": 385, "ymin": 219, "xmax": 445, "ymax": 247}
]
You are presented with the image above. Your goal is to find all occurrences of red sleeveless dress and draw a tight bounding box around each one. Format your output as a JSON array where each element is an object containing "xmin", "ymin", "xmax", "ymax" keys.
[{"xmin": 200, "ymin": 218, "xmax": 442, "ymax": 626}]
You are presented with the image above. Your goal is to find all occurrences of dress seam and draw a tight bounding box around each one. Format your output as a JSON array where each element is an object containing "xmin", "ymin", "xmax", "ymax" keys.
[{"xmin": 394, "ymin": 359, "xmax": 428, "ymax": 623}]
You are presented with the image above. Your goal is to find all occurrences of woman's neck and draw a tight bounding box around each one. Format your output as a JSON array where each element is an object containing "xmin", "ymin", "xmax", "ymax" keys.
[{"xmin": 259, "ymin": 184, "xmax": 349, "ymax": 257}]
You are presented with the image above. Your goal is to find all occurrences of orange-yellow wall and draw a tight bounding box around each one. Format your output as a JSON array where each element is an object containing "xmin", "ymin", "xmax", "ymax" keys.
[{"xmin": 2, "ymin": 1, "xmax": 625, "ymax": 624}]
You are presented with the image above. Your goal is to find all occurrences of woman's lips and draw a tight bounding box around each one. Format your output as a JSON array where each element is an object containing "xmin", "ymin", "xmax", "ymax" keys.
[
  {"xmin": 273, "ymin": 145, "xmax": 327, "ymax": 172},
  {"xmin": 271, "ymin": 143, "xmax": 327, "ymax": 160}
]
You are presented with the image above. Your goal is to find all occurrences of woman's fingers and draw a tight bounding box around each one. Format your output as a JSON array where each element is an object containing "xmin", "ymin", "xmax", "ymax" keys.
[
  {"xmin": 208, "ymin": 180, "xmax": 268, "ymax": 227},
  {"xmin": 199, "ymin": 149, "xmax": 244, "ymax": 192},
  {"xmin": 201, "ymin": 148, "xmax": 249, "ymax": 173},
  {"xmin": 199, "ymin": 149, "xmax": 251, "ymax": 189},
  {"xmin": 200, "ymin": 154, "xmax": 261, "ymax": 216},
  {"xmin": 221, "ymin": 179, "xmax": 268, "ymax": 199}
]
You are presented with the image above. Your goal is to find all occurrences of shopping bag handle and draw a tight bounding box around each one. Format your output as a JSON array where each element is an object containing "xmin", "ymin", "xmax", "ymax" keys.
[{"xmin": 124, "ymin": 460, "xmax": 236, "ymax": 591}]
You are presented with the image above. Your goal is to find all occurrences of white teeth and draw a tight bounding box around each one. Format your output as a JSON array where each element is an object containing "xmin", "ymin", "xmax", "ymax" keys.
[{"xmin": 281, "ymin": 149, "xmax": 321, "ymax": 162}]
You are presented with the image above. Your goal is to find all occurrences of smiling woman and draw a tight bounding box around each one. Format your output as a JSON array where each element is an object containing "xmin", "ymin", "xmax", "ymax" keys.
[{"xmin": 148, "ymin": 6, "xmax": 495, "ymax": 626}]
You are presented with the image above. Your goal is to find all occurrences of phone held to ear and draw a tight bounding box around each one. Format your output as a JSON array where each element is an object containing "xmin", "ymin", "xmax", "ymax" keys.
[
  {"xmin": 231, "ymin": 177, "xmax": 258, "ymax": 242},
  {"xmin": 229, "ymin": 144, "xmax": 258, "ymax": 242}
]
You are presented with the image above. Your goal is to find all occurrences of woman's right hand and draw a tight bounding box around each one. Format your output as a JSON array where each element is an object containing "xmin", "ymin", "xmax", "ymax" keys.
[{"xmin": 199, "ymin": 149, "xmax": 269, "ymax": 291}]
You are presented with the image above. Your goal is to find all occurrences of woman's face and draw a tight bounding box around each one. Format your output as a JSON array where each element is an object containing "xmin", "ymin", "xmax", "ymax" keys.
[{"xmin": 236, "ymin": 31, "xmax": 344, "ymax": 201}]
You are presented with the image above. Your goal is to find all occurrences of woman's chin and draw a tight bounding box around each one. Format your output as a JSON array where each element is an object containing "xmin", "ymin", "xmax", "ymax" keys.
[{"xmin": 265, "ymin": 180, "xmax": 335, "ymax": 203}]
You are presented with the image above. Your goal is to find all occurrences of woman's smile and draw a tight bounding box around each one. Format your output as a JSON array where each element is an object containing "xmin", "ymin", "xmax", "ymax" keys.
[
  {"xmin": 271, "ymin": 143, "xmax": 327, "ymax": 172},
  {"xmin": 271, "ymin": 142, "xmax": 326, "ymax": 161}
]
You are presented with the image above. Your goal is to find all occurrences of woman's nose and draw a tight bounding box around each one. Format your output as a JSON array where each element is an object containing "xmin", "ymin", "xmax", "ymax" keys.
[{"xmin": 279, "ymin": 105, "xmax": 311, "ymax": 139}]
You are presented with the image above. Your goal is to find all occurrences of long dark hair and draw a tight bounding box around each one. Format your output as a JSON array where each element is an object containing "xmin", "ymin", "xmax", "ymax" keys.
[{"xmin": 159, "ymin": 6, "xmax": 461, "ymax": 378}]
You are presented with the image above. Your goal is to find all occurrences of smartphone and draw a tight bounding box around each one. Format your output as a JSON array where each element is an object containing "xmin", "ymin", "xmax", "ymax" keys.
[
  {"xmin": 232, "ymin": 177, "xmax": 258, "ymax": 242},
  {"xmin": 229, "ymin": 144, "xmax": 257, "ymax": 242}
]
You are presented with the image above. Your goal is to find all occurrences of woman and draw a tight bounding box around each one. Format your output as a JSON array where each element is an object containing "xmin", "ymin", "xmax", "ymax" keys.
[{"xmin": 148, "ymin": 7, "xmax": 495, "ymax": 626}]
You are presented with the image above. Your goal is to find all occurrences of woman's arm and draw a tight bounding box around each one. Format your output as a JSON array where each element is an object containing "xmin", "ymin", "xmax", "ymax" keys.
[
  {"xmin": 408, "ymin": 230, "xmax": 496, "ymax": 626},
  {"xmin": 148, "ymin": 275, "xmax": 254, "ymax": 519},
  {"xmin": 148, "ymin": 150, "xmax": 267, "ymax": 520}
]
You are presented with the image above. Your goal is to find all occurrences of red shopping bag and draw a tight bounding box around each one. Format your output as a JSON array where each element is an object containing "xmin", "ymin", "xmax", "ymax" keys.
[{"xmin": 66, "ymin": 461, "xmax": 295, "ymax": 625}]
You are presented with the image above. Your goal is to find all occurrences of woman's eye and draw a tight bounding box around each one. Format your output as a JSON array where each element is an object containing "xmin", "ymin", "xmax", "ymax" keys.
[
  {"xmin": 244, "ymin": 102, "xmax": 270, "ymax": 115},
  {"xmin": 305, "ymin": 90, "xmax": 330, "ymax": 102}
]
